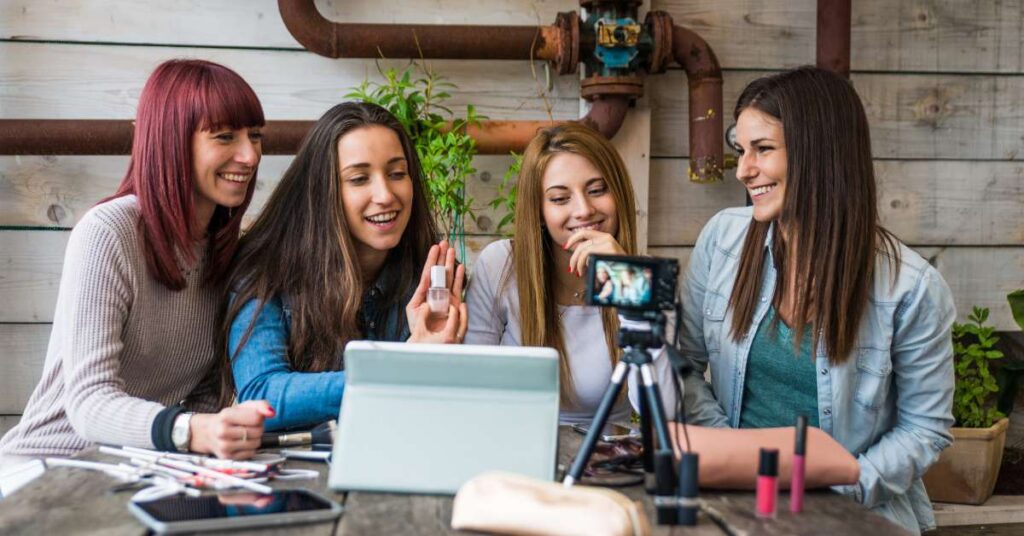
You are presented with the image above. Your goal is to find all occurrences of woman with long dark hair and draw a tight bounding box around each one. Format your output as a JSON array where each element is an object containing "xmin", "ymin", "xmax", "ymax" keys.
[
  {"xmin": 224, "ymin": 102, "xmax": 466, "ymax": 431},
  {"xmin": 465, "ymin": 123, "xmax": 675, "ymax": 424},
  {"xmin": 0, "ymin": 60, "xmax": 274, "ymax": 485},
  {"xmin": 679, "ymin": 66, "xmax": 955, "ymax": 533}
]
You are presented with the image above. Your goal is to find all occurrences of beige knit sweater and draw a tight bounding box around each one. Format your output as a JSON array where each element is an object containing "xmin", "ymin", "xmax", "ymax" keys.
[{"xmin": 0, "ymin": 196, "xmax": 222, "ymax": 464}]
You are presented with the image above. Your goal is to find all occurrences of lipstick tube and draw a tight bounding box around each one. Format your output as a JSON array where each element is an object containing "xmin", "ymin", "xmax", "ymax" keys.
[
  {"xmin": 756, "ymin": 448, "xmax": 779, "ymax": 518},
  {"xmin": 791, "ymin": 415, "xmax": 807, "ymax": 513}
]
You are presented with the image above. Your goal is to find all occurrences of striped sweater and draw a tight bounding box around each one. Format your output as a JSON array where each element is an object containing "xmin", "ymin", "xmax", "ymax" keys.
[{"xmin": 0, "ymin": 195, "xmax": 222, "ymax": 464}]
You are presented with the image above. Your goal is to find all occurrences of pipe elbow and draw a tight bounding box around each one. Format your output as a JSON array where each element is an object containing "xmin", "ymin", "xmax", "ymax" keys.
[
  {"xmin": 672, "ymin": 25, "xmax": 724, "ymax": 182},
  {"xmin": 579, "ymin": 95, "xmax": 631, "ymax": 140},
  {"xmin": 278, "ymin": 0, "xmax": 338, "ymax": 58}
]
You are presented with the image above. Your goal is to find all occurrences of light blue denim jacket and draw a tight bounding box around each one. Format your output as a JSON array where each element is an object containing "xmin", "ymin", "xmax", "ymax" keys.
[
  {"xmin": 229, "ymin": 280, "xmax": 411, "ymax": 432},
  {"xmin": 679, "ymin": 207, "xmax": 956, "ymax": 534}
]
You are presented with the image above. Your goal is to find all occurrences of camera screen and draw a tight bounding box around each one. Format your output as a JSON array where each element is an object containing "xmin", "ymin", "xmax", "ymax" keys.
[{"xmin": 589, "ymin": 258, "xmax": 657, "ymax": 309}]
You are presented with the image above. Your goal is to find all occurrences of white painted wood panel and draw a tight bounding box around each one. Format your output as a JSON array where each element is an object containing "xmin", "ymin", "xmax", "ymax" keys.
[
  {"xmin": 0, "ymin": 42, "xmax": 578, "ymax": 121},
  {"xmin": 0, "ymin": 0, "xmax": 576, "ymax": 49},
  {"xmin": 0, "ymin": 324, "xmax": 50, "ymax": 414},
  {"xmin": 648, "ymin": 69, "xmax": 1024, "ymax": 160},
  {"xmin": 657, "ymin": 0, "xmax": 1024, "ymax": 73},
  {"xmin": 647, "ymin": 159, "xmax": 1024, "ymax": 247}
]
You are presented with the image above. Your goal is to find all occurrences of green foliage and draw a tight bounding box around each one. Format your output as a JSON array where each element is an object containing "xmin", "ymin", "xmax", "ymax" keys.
[
  {"xmin": 1009, "ymin": 289, "xmax": 1024, "ymax": 332},
  {"xmin": 953, "ymin": 306, "xmax": 1005, "ymax": 428},
  {"xmin": 346, "ymin": 62, "xmax": 481, "ymax": 241},
  {"xmin": 488, "ymin": 152, "xmax": 523, "ymax": 236}
]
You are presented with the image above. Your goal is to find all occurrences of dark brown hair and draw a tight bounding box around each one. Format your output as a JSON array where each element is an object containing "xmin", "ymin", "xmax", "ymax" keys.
[
  {"xmin": 220, "ymin": 102, "xmax": 437, "ymax": 402},
  {"xmin": 109, "ymin": 59, "xmax": 264, "ymax": 290},
  {"xmin": 508, "ymin": 123, "xmax": 638, "ymax": 404},
  {"xmin": 729, "ymin": 66, "xmax": 900, "ymax": 364}
]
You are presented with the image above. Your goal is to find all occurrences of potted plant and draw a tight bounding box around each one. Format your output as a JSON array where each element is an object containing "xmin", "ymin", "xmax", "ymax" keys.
[
  {"xmin": 923, "ymin": 306, "xmax": 1008, "ymax": 505},
  {"xmin": 347, "ymin": 61, "xmax": 483, "ymax": 260}
]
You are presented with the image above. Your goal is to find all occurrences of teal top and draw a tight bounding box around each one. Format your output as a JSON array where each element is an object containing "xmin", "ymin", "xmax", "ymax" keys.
[{"xmin": 739, "ymin": 307, "xmax": 819, "ymax": 429}]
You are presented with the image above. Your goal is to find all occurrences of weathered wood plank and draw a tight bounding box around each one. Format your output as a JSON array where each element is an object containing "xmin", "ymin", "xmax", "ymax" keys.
[
  {"xmin": 0, "ymin": 0, "xmax": 575, "ymax": 49},
  {"xmin": 648, "ymin": 159, "xmax": 1024, "ymax": 247},
  {"xmin": 7, "ymin": 156, "xmax": 1023, "ymax": 247},
  {"xmin": 611, "ymin": 107, "xmax": 651, "ymax": 253},
  {"xmin": 0, "ymin": 231, "xmax": 67, "ymax": 323},
  {"xmin": 0, "ymin": 155, "xmax": 519, "ymax": 234},
  {"xmin": 3, "ymin": 239, "xmax": 1020, "ymax": 330},
  {"xmin": 5, "ymin": 0, "xmax": 1023, "ymax": 74},
  {"xmin": 0, "ymin": 42, "xmax": 578, "ymax": 121},
  {"xmin": 0, "ymin": 324, "xmax": 49, "ymax": 414},
  {"xmin": 0, "ymin": 449, "xmax": 343, "ymax": 535},
  {"xmin": 649, "ymin": 70, "xmax": 1024, "ymax": 161},
  {"xmin": 0, "ymin": 228, "xmax": 495, "ymax": 324},
  {"xmin": 651, "ymin": 246, "xmax": 1024, "ymax": 332},
  {"xmin": 656, "ymin": 0, "xmax": 1024, "ymax": 73}
]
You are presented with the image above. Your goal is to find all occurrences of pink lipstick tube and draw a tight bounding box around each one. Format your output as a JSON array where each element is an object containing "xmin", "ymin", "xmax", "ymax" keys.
[
  {"xmin": 790, "ymin": 415, "xmax": 807, "ymax": 513},
  {"xmin": 756, "ymin": 448, "xmax": 779, "ymax": 518}
]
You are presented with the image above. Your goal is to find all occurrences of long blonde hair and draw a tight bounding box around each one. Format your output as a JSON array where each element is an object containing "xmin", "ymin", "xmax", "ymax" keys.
[{"xmin": 505, "ymin": 123, "xmax": 638, "ymax": 405}]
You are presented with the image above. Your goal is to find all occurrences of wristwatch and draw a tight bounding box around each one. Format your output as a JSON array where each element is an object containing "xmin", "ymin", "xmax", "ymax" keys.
[{"xmin": 171, "ymin": 412, "xmax": 194, "ymax": 453}]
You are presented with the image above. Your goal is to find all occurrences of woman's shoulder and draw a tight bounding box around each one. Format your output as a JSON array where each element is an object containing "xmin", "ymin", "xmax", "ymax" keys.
[
  {"xmin": 695, "ymin": 206, "xmax": 756, "ymax": 255},
  {"xmin": 74, "ymin": 195, "xmax": 141, "ymax": 243},
  {"xmin": 474, "ymin": 239, "xmax": 513, "ymax": 275},
  {"xmin": 872, "ymin": 237, "xmax": 952, "ymax": 306}
]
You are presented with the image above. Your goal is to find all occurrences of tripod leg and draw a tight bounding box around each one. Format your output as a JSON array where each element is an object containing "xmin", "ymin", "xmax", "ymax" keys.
[
  {"xmin": 637, "ymin": 376, "xmax": 655, "ymax": 490},
  {"xmin": 563, "ymin": 361, "xmax": 629, "ymax": 487},
  {"xmin": 639, "ymin": 362, "xmax": 679, "ymax": 525}
]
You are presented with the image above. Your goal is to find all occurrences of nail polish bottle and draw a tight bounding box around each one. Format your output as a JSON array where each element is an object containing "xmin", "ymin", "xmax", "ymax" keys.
[
  {"xmin": 756, "ymin": 448, "xmax": 779, "ymax": 519},
  {"xmin": 427, "ymin": 265, "xmax": 449, "ymax": 317}
]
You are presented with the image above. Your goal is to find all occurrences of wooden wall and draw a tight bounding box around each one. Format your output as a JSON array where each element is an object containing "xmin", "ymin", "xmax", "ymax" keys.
[{"xmin": 2, "ymin": 0, "xmax": 1022, "ymax": 434}]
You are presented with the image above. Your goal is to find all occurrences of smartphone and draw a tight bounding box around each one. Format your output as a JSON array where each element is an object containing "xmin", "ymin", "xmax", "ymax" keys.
[
  {"xmin": 571, "ymin": 422, "xmax": 639, "ymax": 441},
  {"xmin": 128, "ymin": 489, "xmax": 342, "ymax": 534}
]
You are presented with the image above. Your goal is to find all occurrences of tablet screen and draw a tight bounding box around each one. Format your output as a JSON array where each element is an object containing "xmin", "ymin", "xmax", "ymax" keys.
[{"xmin": 134, "ymin": 490, "xmax": 334, "ymax": 522}]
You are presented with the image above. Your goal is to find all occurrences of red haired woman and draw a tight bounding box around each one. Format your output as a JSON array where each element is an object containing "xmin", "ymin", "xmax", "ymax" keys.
[{"xmin": 0, "ymin": 60, "xmax": 273, "ymax": 492}]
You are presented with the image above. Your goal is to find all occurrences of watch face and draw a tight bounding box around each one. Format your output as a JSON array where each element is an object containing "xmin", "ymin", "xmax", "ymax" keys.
[{"xmin": 172, "ymin": 414, "xmax": 191, "ymax": 450}]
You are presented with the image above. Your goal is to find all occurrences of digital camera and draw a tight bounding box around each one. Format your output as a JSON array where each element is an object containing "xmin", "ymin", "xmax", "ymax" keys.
[{"xmin": 584, "ymin": 254, "xmax": 679, "ymax": 312}]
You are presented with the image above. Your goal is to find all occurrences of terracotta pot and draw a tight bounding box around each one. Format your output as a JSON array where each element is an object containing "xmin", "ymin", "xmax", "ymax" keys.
[{"xmin": 923, "ymin": 417, "xmax": 1009, "ymax": 505}]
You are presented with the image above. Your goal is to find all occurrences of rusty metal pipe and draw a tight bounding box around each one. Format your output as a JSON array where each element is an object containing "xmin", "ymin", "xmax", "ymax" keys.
[
  {"xmin": 0, "ymin": 119, "xmax": 579, "ymax": 156},
  {"xmin": 671, "ymin": 24, "xmax": 724, "ymax": 183},
  {"xmin": 278, "ymin": 0, "xmax": 565, "ymax": 64},
  {"xmin": 579, "ymin": 95, "xmax": 631, "ymax": 141},
  {"xmin": 817, "ymin": 0, "xmax": 852, "ymax": 78}
]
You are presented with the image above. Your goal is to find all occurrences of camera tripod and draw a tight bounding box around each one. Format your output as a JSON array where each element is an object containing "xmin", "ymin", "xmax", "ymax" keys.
[{"xmin": 562, "ymin": 310, "xmax": 698, "ymax": 526}]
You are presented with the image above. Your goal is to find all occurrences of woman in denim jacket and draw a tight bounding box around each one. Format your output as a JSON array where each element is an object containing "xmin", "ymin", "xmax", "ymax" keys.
[
  {"xmin": 678, "ymin": 67, "xmax": 956, "ymax": 533},
  {"xmin": 220, "ymin": 103, "xmax": 467, "ymax": 431}
]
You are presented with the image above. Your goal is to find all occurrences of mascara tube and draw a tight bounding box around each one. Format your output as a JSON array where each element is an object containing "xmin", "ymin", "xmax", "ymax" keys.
[
  {"xmin": 756, "ymin": 448, "xmax": 779, "ymax": 519},
  {"xmin": 790, "ymin": 416, "xmax": 807, "ymax": 513}
]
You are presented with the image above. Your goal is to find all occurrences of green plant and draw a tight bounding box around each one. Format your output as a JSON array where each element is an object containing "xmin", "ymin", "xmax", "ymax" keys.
[
  {"xmin": 346, "ymin": 62, "xmax": 481, "ymax": 250},
  {"xmin": 1010, "ymin": 290, "xmax": 1024, "ymax": 331},
  {"xmin": 488, "ymin": 152, "xmax": 523, "ymax": 236},
  {"xmin": 953, "ymin": 306, "xmax": 1005, "ymax": 428}
]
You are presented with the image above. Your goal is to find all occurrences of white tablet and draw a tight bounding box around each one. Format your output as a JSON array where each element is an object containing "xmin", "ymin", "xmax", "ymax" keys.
[{"xmin": 328, "ymin": 341, "xmax": 560, "ymax": 495}]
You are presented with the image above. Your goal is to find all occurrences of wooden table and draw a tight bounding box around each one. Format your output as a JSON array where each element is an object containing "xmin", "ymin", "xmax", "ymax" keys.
[{"xmin": 0, "ymin": 428, "xmax": 911, "ymax": 535}]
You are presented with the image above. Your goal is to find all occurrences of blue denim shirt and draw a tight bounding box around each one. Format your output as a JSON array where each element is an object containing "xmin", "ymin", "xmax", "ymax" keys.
[
  {"xmin": 679, "ymin": 207, "xmax": 955, "ymax": 534},
  {"xmin": 229, "ymin": 281, "xmax": 411, "ymax": 431}
]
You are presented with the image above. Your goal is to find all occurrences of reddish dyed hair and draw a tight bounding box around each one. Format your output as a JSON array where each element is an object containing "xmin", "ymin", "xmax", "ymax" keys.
[{"xmin": 108, "ymin": 59, "xmax": 265, "ymax": 290}]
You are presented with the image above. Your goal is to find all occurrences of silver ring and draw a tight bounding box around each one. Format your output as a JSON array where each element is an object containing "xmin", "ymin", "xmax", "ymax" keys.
[{"xmin": 242, "ymin": 427, "xmax": 248, "ymax": 442}]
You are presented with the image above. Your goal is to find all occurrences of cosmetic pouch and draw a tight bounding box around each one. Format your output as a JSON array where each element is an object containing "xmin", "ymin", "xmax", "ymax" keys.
[
  {"xmin": 669, "ymin": 424, "xmax": 860, "ymax": 489},
  {"xmin": 451, "ymin": 471, "xmax": 651, "ymax": 536}
]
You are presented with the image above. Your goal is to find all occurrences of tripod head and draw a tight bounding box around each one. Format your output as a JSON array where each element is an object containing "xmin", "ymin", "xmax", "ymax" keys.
[{"xmin": 617, "ymin": 309, "xmax": 693, "ymax": 376}]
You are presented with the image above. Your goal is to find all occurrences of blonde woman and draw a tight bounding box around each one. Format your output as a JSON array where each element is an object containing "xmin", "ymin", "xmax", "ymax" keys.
[{"xmin": 465, "ymin": 123, "xmax": 675, "ymax": 424}]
